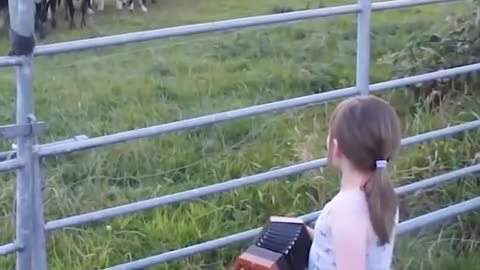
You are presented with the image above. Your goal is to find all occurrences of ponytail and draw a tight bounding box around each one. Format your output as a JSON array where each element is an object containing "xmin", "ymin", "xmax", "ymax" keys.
[{"xmin": 363, "ymin": 160, "xmax": 398, "ymax": 246}]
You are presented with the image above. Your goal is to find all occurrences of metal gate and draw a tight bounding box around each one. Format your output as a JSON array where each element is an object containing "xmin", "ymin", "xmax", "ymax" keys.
[{"xmin": 0, "ymin": 0, "xmax": 478, "ymax": 269}]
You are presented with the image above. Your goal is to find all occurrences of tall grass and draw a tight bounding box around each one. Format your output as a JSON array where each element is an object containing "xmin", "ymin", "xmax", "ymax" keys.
[{"xmin": 0, "ymin": 0, "xmax": 478, "ymax": 269}]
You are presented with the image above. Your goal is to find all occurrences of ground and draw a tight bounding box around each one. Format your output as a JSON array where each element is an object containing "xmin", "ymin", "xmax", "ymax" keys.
[{"xmin": 0, "ymin": 0, "xmax": 479, "ymax": 269}]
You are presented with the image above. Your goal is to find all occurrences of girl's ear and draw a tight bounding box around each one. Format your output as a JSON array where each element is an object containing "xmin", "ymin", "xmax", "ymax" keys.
[
  {"xmin": 327, "ymin": 136, "xmax": 343, "ymax": 168},
  {"xmin": 326, "ymin": 134, "xmax": 331, "ymax": 151},
  {"xmin": 331, "ymin": 138, "xmax": 343, "ymax": 159}
]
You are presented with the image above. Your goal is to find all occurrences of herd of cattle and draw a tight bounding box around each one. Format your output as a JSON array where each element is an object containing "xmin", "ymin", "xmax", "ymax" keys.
[{"xmin": 0, "ymin": 0, "xmax": 156, "ymax": 39}]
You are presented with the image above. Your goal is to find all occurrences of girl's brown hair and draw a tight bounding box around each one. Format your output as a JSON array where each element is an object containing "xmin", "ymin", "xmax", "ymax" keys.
[{"xmin": 329, "ymin": 95, "xmax": 401, "ymax": 245}]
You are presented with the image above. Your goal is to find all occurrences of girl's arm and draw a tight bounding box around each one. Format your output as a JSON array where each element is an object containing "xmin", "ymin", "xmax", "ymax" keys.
[{"xmin": 330, "ymin": 199, "xmax": 368, "ymax": 270}]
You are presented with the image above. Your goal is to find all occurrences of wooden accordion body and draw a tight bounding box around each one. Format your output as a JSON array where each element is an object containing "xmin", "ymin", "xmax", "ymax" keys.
[{"xmin": 231, "ymin": 216, "xmax": 312, "ymax": 270}]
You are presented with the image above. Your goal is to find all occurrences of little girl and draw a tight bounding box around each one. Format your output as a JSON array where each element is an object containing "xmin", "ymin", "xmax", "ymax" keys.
[{"xmin": 308, "ymin": 95, "xmax": 402, "ymax": 270}]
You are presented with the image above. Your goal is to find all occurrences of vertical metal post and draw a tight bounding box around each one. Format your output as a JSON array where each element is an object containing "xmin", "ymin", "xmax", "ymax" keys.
[
  {"xmin": 31, "ymin": 152, "xmax": 48, "ymax": 270},
  {"xmin": 8, "ymin": 0, "xmax": 39, "ymax": 270},
  {"xmin": 8, "ymin": 0, "xmax": 35, "ymax": 57},
  {"xmin": 355, "ymin": 0, "xmax": 372, "ymax": 95},
  {"xmin": 13, "ymin": 60, "xmax": 35, "ymax": 270}
]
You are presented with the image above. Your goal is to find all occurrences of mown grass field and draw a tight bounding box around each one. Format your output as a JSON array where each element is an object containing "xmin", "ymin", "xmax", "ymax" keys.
[{"xmin": 0, "ymin": 0, "xmax": 479, "ymax": 269}]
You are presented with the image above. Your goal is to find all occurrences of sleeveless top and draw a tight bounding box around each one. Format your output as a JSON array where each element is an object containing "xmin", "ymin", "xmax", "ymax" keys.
[{"xmin": 308, "ymin": 191, "xmax": 396, "ymax": 270}]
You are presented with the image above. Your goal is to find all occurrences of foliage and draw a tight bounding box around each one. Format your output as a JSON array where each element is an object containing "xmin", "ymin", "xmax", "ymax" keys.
[{"xmin": 381, "ymin": 5, "xmax": 480, "ymax": 107}]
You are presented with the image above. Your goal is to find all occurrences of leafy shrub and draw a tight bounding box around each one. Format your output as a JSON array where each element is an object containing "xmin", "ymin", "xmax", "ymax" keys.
[{"xmin": 380, "ymin": 7, "xmax": 480, "ymax": 107}]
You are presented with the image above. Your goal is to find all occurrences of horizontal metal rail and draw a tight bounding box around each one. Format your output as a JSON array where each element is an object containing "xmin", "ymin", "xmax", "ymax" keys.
[
  {"xmin": 396, "ymin": 197, "xmax": 480, "ymax": 235},
  {"xmin": 36, "ymin": 62, "xmax": 480, "ymax": 157},
  {"xmin": 44, "ymin": 120, "xmax": 480, "ymax": 231},
  {"xmin": 0, "ymin": 0, "xmax": 461, "ymax": 66},
  {"xmin": 401, "ymin": 120, "xmax": 480, "ymax": 147},
  {"xmin": 31, "ymin": 0, "xmax": 459, "ymax": 57},
  {"xmin": 372, "ymin": 0, "xmax": 458, "ymax": 11},
  {"xmin": 102, "ymin": 195, "xmax": 480, "ymax": 270},
  {"xmin": 0, "ymin": 55, "xmax": 24, "ymax": 68},
  {"xmin": 302, "ymin": 176, "xmax": 480, "ymax": 223},
  {"xmin": 0, "ymin": 242, "xmax": 22, "ymax": 256},
  {"xmin": 33, "ymin": 5, "xmax": 359, "ymax": 56},
  {"xmin": 395, "ymin": 164, "xmax": 480, "ymax": 194},
  {"xmin": 0, "ymin": 158, "xmax": 24, "ymax": 172},
  {"xmin": 36, "ymin": 88, "xmax": 356, "ymax": 156},
  {"xmin": 0, "ymin": 122, "xmax": 46, "ymax": 140},
  {"xmin": 44, "ymin": 159, "xmax": 326, "ymax": 232},
  {"xmin": 370, "ymin": 63, "xmax": 480, "ymax": 93},
  {"xmin": 0, "ymin": 135, "xmax": 89, "ymax": 161}
]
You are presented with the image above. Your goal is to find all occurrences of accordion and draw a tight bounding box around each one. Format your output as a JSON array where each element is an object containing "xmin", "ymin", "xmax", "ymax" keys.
[{"xmin": 231, "ymin": 216, "xmax": 312, "ymax": 270}]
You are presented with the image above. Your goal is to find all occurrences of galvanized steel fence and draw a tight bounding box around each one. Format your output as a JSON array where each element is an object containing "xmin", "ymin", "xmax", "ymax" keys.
[{"xmin": 0, "ymin": 0, "xmax": 479, "ymax": 269}]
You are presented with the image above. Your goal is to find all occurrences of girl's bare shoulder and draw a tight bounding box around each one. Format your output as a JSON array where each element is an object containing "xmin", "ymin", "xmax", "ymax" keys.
[
  {"xmin": 330, "ymin": 190, "xmax": 369, "ymax": 219},
  {"xmin": 333, "ymin": 189, "xmax": 367, "ymax": 206}
]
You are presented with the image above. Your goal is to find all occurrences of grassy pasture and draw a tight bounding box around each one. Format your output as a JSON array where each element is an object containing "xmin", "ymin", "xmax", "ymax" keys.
[{"xmin": 0, "ymin": 0, "xmax": 478, "ymax": 269}]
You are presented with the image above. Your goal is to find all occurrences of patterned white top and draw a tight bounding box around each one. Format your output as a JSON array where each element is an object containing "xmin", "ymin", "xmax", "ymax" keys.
[{"xmin": 308, "ymin": 191, "xmax": 396, "ymax": 270}]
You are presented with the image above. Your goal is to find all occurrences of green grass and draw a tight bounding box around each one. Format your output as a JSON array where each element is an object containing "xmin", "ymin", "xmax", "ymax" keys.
[{"xmin": 0, "ymin": 0, "xmax": 479, "ymax": 269}]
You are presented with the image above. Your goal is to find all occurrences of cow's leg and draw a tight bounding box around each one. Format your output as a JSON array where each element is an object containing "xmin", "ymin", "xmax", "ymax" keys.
[
  {"xmin": 64, "ymin": 0, "xmax": 69, "ymax": 21},
  {"xmin": 0, "ymin": 10, "xmax": 9, "ymax": 31},
  {"xmin": 80, "ymin": 0, "xmax": 88, "ymax": 27},
  {"xmin": 139, "ymin": 0, "xmax": 147, "ymax": 12},
  {"xmin": 115, "ymin": 0, "xmax": 123, "ymax": 10},
  {"xmin": 34, "ymin": 1, "xmax": 46, "ymax": 39},
  {"xmin": 65, "ymin": 0, "xmax": 75, "ymax": 28},
  {"xmin": 0, "ymin": 10, "xmax": 5, "ymax": 30},
  {"xmin": 96, "ymin": 0, "xmax": 104, "ymax": 11},
  {"xmin": 49, "ymin": 0, "xmax": 57, "ymax": 28},
  {"xmin": 128, "ymin": 0, "xmax": 134, "ymax": 12},
  {"xmin": 87, "ymin": 0, "xmax": 94, "ymax": 14}
]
